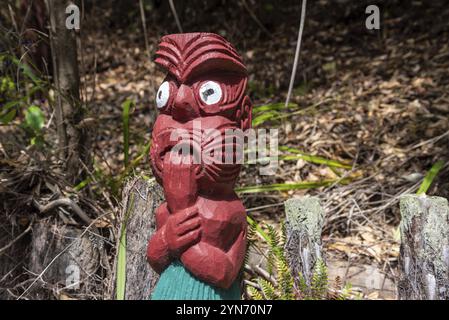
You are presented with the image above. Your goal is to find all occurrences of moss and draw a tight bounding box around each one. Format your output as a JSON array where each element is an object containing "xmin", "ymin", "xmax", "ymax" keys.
[
  {"xmin": 399, "ymin": 194, "xmax": 449, "ymax": 299},
  {"xmin": 284, "ymin": 197, "xmax": 325, "ymax": 242}
]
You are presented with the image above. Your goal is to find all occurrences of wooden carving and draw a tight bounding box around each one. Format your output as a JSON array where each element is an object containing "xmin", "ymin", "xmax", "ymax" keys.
[{"xmin": 147, "ymin": 33, "xmax": 252, "ymax": 300}]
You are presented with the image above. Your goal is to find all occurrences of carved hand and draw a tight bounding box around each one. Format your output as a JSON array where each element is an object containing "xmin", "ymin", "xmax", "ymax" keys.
[
  {"xmin": 165, "ymin": 206, "xmax": 202, "ymax": 257},
  {"xmin": 162, "ymin": 151, "xmax": 198, "ymax": 213},
  {"xmin": 163, "ymin": 151, "xmax": 202, "ymax": 257}
]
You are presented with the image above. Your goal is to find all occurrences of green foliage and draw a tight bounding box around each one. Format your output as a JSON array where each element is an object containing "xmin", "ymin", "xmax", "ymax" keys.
[
  {"xmin": 307, "ymin": 258, "xmax": 329, "ymax": 299},
  {"xmin": 236, "ymin": 178, "xmax": 351, "ymax": 194},
  {"xmin": 252, "ymin": 102, "xmax": 298, "ymax": 127},
  {"xmin": 122, "ymin": 98, "xmax": 134, "ymax": 168},
  {"xmin": 247, "ymin": 286, "xmax": 263, "ymax": 300},
  {"xmin": 417, "ymin": 160, "xmax": 445, "ymax": 195},
  {"xmin": 24, "ymin": 105, "xmax": 45, "ymax": 131},
  {"xmin": 246, "ymin": 220, "xmax": 352, "ymax": 300},
  {"xmin": 78, "ymin": 98, "xmax": 149, "ymax": 197},
  {"xmin": 1, "ymin": 53, "xmax": 48, "ymax": 147},
  {"xmin": 279, "ymin": 146, "xmax": 352, "ymax": 169},
  {"xmin": 116, "ymin": 193, "xmax": 135, "ymax": 300},
  {"xmin": 23, "ymin": 105, "xmax": 46, "ymax": 146},
  {"xmin": 246, "ymin": 220, "xmax": 295, "ymax": 300}
]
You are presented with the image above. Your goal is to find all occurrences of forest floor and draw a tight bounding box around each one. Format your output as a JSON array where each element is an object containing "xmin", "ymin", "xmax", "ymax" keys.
[
  {"xmin": 77, "ymin": 1, "xmax": 449, "ymax": 299},
  {"xmin": 2, "ymin": 0, "xmax": 449, "ymax": 299}
]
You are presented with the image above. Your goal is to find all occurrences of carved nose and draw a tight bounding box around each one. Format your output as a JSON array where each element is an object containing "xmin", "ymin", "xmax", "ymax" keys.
[{"xmin": 172, "ymin": 84, "xmax": 199, "ymax": 122}]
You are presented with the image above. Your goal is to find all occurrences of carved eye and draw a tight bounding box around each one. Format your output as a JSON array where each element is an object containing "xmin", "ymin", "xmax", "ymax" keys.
[
  {"xmin": 199, "ymin": 81, "xmax": 222, "ymax": 105},
  {"xmin": 156, "ymin": 81, "xmax": 170, "ymax": 109}
]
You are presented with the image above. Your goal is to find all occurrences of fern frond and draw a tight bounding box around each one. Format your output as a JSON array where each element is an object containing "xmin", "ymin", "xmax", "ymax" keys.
[
  {"xmin": 247, "ymin": 285, "xmax": 264, "ymax": 300},
  {"xmin": 311, "ymin": 258, "xmax": 328, "ymax": 300},
  {"xmin": 277, "ymin": 256, "xmax": 295, "ymax": 300},
  {"xmin": 280, "ymin": 220, "xmax": 287, "ymax": 247},
  {"xmin": 266, "ymin": 224, "xmax": 281, "ymax": 249},
  {"xmin": 258, "ymin": 278, "xmax": 278, "ymax": 300},
  {"xmin": 297, "ymin": 272, "xmax": 310, "ymax": 299}
]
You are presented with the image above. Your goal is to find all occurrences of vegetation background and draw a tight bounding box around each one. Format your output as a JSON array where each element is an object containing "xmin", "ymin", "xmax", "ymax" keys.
[{"xmin": 1, "ymin": 0, "xmax": 448, "ymax": 300}]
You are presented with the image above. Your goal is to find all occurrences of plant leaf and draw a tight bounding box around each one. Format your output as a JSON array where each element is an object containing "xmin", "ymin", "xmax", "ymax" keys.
[
  {"xmin": 236, "ymin": 178, "xmax": 350, "ymax": 194},
  {"xmin": 417, "ymin": 160, "xmax": 445, "ymax": 195},
  {"xmin": 0, "ymin": 108, "xmax": 16, "ymax": 124},
  {"xmin": 122, "ymin": 98, "xmax": 134, "ymax": 167},
  {"xmin": 116, "ymin": 194, "xmax": 135, "ymax": 300},
  {"xmin": 25, "ymin": 105, "xmax": 45, "ymax": 131}
]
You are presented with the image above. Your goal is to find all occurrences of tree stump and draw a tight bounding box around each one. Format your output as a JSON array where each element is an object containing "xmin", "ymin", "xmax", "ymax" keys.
[
  {"xmin": 113, "ymin": 177, "xmax": 164, "ymax": 300},
  {"xmin": 398, "ymin": 194, "xmax": 449, "ymax": 300},
  {"xmin": 284, "ymin": 197, "xmax": 325, "ymax": 288},
  {"xmin": 28, "ymin": 218, "xmax": 100, "ymax": 299}
]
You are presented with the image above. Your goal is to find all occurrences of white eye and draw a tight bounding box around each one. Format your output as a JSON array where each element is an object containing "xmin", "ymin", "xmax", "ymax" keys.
[
  {"xmin": 199, "ymin": 81, "xmax": 222, "ymax": 105},
  {"xmin": 156, "ymin": 81, "xmax": 170, "ymax": 109}
]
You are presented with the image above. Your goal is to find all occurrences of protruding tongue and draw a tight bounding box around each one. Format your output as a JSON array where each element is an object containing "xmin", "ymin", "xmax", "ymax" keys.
[{"xmin": 162, "ymin": 151, "xmax": 198, "ymax": 213}]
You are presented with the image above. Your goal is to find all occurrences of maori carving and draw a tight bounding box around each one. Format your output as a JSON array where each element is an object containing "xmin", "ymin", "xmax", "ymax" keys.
[{"xmin": 147, "ymin": 33, "xmax": 252, "ymax": 300}]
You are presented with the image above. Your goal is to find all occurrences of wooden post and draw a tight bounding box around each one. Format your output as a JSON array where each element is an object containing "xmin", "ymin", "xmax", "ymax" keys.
[
  {"xmin": 284, "ymin": 197, "xmax": 325, "ymax": 288},
  {"xmin": 112, "ymin": 177, "xmax": 164, "ymax": 300},
  {"xmin": 398, "ymin": 194, "xmax": 449, "ymax": 300}
]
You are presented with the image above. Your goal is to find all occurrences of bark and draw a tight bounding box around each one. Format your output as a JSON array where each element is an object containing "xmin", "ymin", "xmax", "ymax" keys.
[
  {"xmin": 46, "ymin": 0, "xmax": 89, "ymax": 183},
  {"xmin": 112, "ymin": 177, "xmax": 164, "ymax": 300},
  {"xmin": 28, "ymin": 218, "xmax": 99, "ymax": 299},
  {"xmin": 284, "ymin": 196, "xmax": 325, "ymax": 288},
  {"xmin": 398, "ymin": 194, "xmax": 449, "ymax": 300}
]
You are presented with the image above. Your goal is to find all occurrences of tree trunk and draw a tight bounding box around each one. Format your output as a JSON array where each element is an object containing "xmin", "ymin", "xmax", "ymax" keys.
[
  {"xmin": 284, "ymin": 197, "xmax": 325, "ymax": 290},
  {"xmin": 111, "ymin": 177, "xmax": 164, "ymax": 300},
  {"xmin": 398, "ymin": 194, "xmax": 449, "ymax": 300},
  {"xmin": 46, "ymin": 0, "xmax": 88, "ymax": 183}
]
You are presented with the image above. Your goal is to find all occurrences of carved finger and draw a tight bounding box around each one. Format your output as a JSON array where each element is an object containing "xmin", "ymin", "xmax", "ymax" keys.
[
  {"xmin": 176, "ymin": 217, "xmax": 201, "ymax": 236},
  {"xmin": 176, "ymin": 229, "xmax": 201, "ymax": 251},
  {"xmin": 176, "ymin": 207, "xmax": 199, "ymax": 225}
]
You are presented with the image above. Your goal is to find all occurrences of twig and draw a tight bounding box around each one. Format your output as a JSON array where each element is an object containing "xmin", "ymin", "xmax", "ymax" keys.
[
  {"xmin": 33, "ymin": 197, "xmax": 92, "ymax": 225},
  {"xmin": 139, "ymin": 0, "xmax": 150, "ymax": 55},
  {"xmin": 241, "ymin": 0, "xmax": 272, "ymax": 38},
  {"xmin": 254, "ymin": 265, "xmax": 278, "ymax": 286},
  {"xmin": 285, "ymin": 0, "xmax": 307, "ymax": 107},
  {"xmin": 0, "ymin": 220, "xmax": 33, "ymax": 256},
  {"xmin": 244, "ymin": 279, "xmax": 261, "ymax": 290},
  {"xmin": 168, "ymin": 0, "xmax": 183, "ymax": 33}
]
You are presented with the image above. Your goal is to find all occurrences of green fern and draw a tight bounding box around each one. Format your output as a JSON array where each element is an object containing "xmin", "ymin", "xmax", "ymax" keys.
[
  {"xmin": 245, "ymin": 219, "xmax": 353, "ymax": 300},
  {"xmin": 247, "ymin": 286, "xmax": 263, "ymax": 300},
  {"xmin": 277, "ymin": 257, "xmax": 295, "ymax": 299},
  {"xmin": 310, "ymin": 258, "xmax": 328, "ymax": 299},
  {"xmin": 258, "ymin": 278, "xmax": 278, "ymax": 299}
]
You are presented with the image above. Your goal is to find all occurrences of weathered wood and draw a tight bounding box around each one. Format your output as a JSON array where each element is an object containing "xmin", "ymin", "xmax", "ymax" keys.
[
  {"xmin": 398, "ymin": 194, "xmax": 449, "ymax": 300},
  {"xmin": 29, "ymin": 218, "xmax": 99, "ymax": 299},
  {"xmin": 0, "ymin": 219, "xmax": 29, "ymax": 299},
  {"xmin": 284, "ymin": 197, "xmax": 325, "ymax": 288},
  {"xmin": 113, "ymin": 177, "xmax": 164, "ymax": 300}
]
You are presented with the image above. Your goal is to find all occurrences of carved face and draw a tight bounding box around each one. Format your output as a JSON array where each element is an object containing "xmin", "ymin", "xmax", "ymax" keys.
[{"xmin": 150, "ymin": 33, "xmax": 252, "ymax": 193}]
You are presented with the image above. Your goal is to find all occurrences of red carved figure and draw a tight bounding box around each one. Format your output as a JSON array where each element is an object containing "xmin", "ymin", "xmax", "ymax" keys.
[{"xmin": 147, "ymin": 33, "xmax": 252, "ymax": 300}]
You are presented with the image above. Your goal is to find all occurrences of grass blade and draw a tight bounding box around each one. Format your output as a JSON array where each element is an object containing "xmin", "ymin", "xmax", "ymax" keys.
[
  {"xmin": 417, "ymin": 160, "xmax": 445, "ymax": 195},
  {"xmin": 236, "ymin": 178, "xmax": 350, "ymax": 194},
  {"xmin": 116, "ymin": 193, "xmax": 135, "ymax": 300},
  {"xmin": 279, "ymin": 146, "xmax": 352, "ymax": 169},
  {"xmin": 247, "ymin": 215, "xmax": 270, "ymax": 243},
  {"xmin": 122, "ymin": 99, "xmax": 134, "ymax": 168},
  {"xmin": 252, "ymin": 102, "xmax": 298, "ymax": 115}
]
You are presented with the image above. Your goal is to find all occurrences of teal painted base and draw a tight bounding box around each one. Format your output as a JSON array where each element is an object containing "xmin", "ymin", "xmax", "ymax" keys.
[{"xmin": 151, "ymin": 261, "xmax": 241, "ymax": 300}]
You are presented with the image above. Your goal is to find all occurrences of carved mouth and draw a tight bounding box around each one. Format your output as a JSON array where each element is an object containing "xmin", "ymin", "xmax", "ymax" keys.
[
  {"xmin": 152, "ymin": 123, "xmax": 243, "ymax": 181},
  {"xmin": 154, "ymin": 136, "xmax": 202, "ymax": 177}
]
